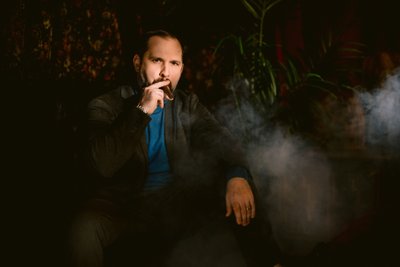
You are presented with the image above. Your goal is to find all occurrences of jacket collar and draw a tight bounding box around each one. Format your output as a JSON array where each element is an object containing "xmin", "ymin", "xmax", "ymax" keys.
[{"xmin": 120, "ymin": 84, "xmax": 140, "ymax": 99}]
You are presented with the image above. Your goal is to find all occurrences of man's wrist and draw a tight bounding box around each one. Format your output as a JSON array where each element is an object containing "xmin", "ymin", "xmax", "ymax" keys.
[
  {"xmin": 136, "ymin": 104, "xmax": 148, "ymax": 114},
  {"xmin": 226, "ymin": 166, "xmax": 251, "ymax": 182}
]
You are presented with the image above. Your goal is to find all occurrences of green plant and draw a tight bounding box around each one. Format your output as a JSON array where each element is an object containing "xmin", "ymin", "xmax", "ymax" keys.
[
  {"xmin": 215, "ymin": 0, "xmax": 284, "ymax": 109},
  {"xmin": 214, "ymin": 0, "xmax": 366, "ymax": 143},
  {"xmin": 275, "ymin": 30, "xmax": 366, "ymax": 138}
]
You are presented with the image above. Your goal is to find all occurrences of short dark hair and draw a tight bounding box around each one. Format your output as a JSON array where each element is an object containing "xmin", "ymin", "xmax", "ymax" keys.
[{"xmin": 134, "ymin": 29, "xmax": 184, "ymax": 58}]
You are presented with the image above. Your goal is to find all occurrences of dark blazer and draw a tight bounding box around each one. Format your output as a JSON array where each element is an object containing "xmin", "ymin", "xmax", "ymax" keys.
[{"xmin": 85, "ymin": 85, "xmax": 250, "ymax": 204}]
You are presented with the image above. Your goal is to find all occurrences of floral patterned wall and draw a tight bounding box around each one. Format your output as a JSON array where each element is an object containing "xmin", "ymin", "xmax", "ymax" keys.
[{"xmin": 3, "ymin": 0, "xmax": 124, "ymax": 82}]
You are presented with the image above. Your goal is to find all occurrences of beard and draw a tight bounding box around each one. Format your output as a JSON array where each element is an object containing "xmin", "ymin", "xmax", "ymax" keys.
[
  {"xmin": 136, "ymin": 71, "xmax": 174, "ymax": 100},
  {"xmin": 136, "ymin": 71, "xmax": 148, "ymax": 89}
]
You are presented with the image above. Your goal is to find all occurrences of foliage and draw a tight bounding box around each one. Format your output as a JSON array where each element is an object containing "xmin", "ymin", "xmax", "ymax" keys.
[
  {"xmin": 215, "ymin": 0, "xmax": 284, "ymax": 110},
  {"xmin": 276, "ymin": 30, "xmax": 366, "ymax": 138},
  {"xmin": 214, "ymin": 0, "xmax": 366, "ymax": 143},
  {"xmin": 3, "ymin": 0, "xmax": 123, "ymax": 82}
]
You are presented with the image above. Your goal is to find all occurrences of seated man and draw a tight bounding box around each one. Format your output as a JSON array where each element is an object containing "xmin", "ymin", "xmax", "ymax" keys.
[{"xmin": 67, "ymin": 29, "xmax": 282, "ymax": 267}]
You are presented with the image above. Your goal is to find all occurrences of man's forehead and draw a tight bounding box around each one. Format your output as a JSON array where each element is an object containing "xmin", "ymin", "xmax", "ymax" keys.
[{"xmin": 147, "ymin": 36, "xmax": 183, "ymax": 57}]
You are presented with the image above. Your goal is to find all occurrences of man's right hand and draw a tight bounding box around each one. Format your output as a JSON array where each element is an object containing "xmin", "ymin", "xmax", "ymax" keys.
[{"xmin": 139, "ymin": 80, "xmax": 171, "ymax": 115}]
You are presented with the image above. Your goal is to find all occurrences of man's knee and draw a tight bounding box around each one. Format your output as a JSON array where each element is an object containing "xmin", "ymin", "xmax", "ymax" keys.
[{"xmin": 68, "ymin": 202, "xmax": 126, "ymax": 250}]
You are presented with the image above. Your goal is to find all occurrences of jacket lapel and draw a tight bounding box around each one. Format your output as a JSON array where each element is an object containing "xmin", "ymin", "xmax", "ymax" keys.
[
  {"xmin": 123, "ymin": 87, "xmax": 148, "ymax": 166},
  {"xmin": 164, "ymin": 100, "xmax": 175, "ymax": 168}
]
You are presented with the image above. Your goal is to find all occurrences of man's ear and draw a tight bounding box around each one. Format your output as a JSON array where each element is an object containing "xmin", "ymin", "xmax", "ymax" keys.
[{"xmin": 133, "ymin": 54, "xmax": 141, "ymax": 72}]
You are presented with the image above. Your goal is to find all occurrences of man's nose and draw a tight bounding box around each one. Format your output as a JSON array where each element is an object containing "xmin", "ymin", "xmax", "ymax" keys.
[{"xmin": 160, "ymin": 64, "xmax": 170, "ymax": 78}]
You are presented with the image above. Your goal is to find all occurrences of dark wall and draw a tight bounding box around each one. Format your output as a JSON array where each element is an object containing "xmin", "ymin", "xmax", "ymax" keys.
[{"xmin": 3, "ymin": 1, "xmax": 399, "ymax": 266}]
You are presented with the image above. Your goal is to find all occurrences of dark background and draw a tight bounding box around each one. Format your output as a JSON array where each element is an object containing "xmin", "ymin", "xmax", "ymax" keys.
[{"xmin": 2, "ymin": 0, "xmax": 399, "ymax": 266}]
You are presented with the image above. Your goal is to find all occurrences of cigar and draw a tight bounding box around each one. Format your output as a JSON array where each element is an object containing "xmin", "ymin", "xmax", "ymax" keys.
[
  {"xmin": 150, "ymin": 79, "xmax": 174, "ymax": 101},
  {"xmin": 161, "ymin": 84, "xmax": 174, "ymax": 100}
]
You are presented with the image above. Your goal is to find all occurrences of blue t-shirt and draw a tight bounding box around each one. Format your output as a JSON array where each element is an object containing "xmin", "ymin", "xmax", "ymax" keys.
[{"xmin": 143, "ymin": 105, "xmax": 172, "ymax": 191}]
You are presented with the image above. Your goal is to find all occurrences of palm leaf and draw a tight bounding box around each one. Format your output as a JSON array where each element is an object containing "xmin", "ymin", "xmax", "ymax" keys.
[{"xmin": 240, "ymin": 0, "xmax": 260, "ymax": 19}]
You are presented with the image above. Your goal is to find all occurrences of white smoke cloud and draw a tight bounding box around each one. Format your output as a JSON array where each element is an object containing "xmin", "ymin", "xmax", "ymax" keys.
[
  {"xmin": 212, "ymin": 74, "xmax": 392, "ymax": 256},
  {"xmin": 212, "ymin": 77, "xmax": 348, "ymax": 256},
  {"xmin": 359, "ymin": 68, "xmax": 400, "ymax": 151},
  {"xmin": 248, "ymin": 129, "xmax": 340, "ymax": 255}
]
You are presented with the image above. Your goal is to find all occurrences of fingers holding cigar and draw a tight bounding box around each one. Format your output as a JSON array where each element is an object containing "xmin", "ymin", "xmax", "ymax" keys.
[
  {"xmin": 151, "ymin": 79, "xmax": 174, "ymax": 101},
  {"xmin": 156, "ymin": 79, "xmax": 173, "ymax": 101},
  {"xmin": 161, "ymin": 84, "xmax": 174, "ymax": 101}
]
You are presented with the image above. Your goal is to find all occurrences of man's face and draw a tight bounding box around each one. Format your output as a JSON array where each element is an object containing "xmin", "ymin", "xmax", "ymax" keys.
[{"xmin": 134, "ymin": 36, "xmax": 184, "ymax": 90}]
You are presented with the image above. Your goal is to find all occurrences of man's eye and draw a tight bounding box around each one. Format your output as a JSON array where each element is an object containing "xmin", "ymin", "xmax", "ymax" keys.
[{"xmin": 152, "ymin": 58, "xmax": 161, "ymax": 63}]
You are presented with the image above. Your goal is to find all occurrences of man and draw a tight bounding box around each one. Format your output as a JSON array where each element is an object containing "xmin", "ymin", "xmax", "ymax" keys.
[{"xmin": 68, "ymin": 30, "xmax": 282, "ymax": 267}]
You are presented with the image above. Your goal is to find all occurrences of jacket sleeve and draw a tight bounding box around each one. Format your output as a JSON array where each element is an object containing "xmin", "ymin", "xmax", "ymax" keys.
[
  {"xmin": 187, "ymin": 93, "xmax": 251, "ymax": 180},
  {"xmin": 86, "ymin": 97, "xmax": 150, "ymax": 178}
]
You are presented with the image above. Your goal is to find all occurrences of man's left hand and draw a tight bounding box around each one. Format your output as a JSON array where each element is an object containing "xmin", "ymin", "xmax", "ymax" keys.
[{"xmin": 225, "ymin": 177, "xmax": 255, "ymax": 226}]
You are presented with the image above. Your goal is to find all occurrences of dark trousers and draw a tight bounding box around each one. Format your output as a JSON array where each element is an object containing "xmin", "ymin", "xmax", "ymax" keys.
[{"xmin": 66, "ymin": 186, "xmax": 281, "ymax": 267}]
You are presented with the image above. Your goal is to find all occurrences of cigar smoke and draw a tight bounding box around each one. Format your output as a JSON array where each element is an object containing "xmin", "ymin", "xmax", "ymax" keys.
[
  {"xmin": 358, "ymin": 68, "xmax": 400, "ymax": 152},
  {"xmin": 211, "ymin": 71, "xmax": 400, "ymax": 255},
  {"xmin": 212, "ymin": 76, "xmax": 355, "ymax": 255}
]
